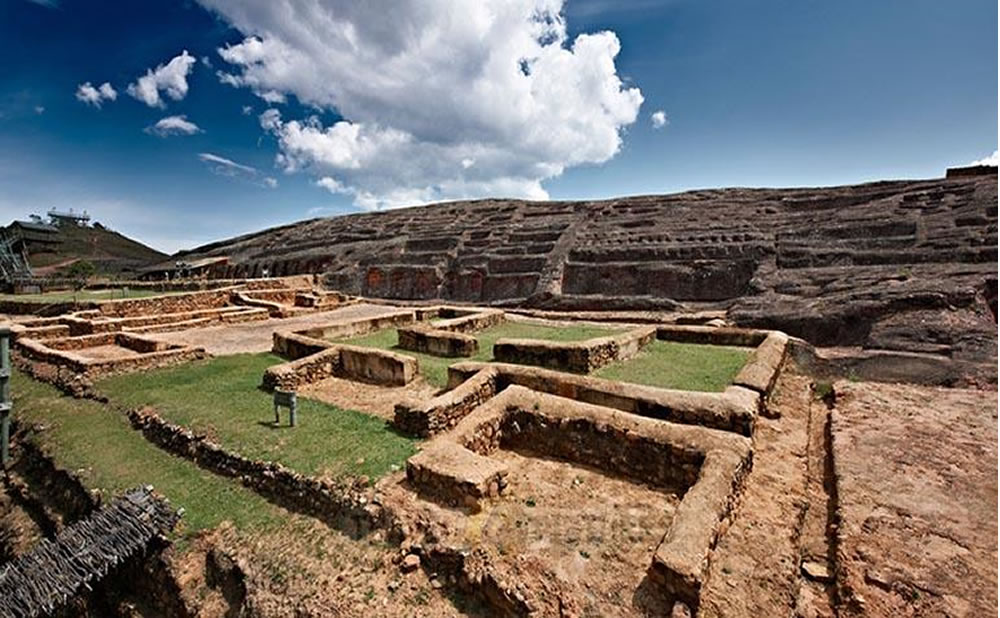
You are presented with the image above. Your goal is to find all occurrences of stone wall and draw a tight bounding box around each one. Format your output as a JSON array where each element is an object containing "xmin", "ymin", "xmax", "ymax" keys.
[
  {"xmin": 433, "ymin": 308, "xmax": 505, "ymax": 333},
  {"xmin": 406, "ymin": 384, "xmax": 752, "ymax": 610},
  {"xmin": 295, "ymin": 310, "xmax": 416, "ymax": 341},
  {"xmin": 15, "ymin": 333, "xmax": 207, "ymax": 381},
  {"xmin": 124, "ymin": 406, "xmax": 382, "ymax": 534},
  {"xmin": 339, "ymin": 344, "xmax": 417, "ymax": 386},
  {"xmin": 732, "ymin": 331, "xmax": 789, "ymax": 401},
  {"xmin": 271, "ymin": 331, "xmax": 332, "ymax": 360},
  {"xmin": 264, "ymin": 343, "xmax": 417, "ymax": 389},
  {"xmin": 492, "ymin": 326, "xmax": 656, "ymax": 373},
  {"xmin": 96, "ymin": 289, "xmax": 237, "ymax": 318},
  {"xmin": 656, "ymin": 325, "xmax": 770, "ymax": 347},
  {"xmin": 64, "ymin": 305, "xmax": 267, "ymax": 335},
  {"xmin": 397, "ymin": 326, "xmax": 478, "ymax": 358},
  {"xmin": 394, "ymin": 368, "xmax": 499, "ymax": 436},
  {"xmin": 447, "ymin": 361, "xmax": 760, "ymax": 436},
  {"xmin": 10, "ymin": 323, "xmax": 70, "ymax": 341},
  {"xmin": 262, "ymin": 348, "xmax": 340, "ymax": 391}
]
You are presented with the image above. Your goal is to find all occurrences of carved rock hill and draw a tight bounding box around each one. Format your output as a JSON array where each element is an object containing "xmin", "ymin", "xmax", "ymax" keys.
[{"xmin": 178, "ymin": 174, "xmax": 997, "ymax": 360}]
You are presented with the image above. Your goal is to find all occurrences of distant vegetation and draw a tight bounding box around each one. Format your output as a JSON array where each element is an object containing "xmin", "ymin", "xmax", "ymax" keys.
[{"xmin": 29, "ymin": 223, "xmax": 166, "ymax": 275}]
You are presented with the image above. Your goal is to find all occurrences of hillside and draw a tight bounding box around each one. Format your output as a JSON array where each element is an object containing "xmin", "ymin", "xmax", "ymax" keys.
[
  {"xmin": 177, "ymin": 172, "xmax": 998, "ymax": 360},
  {"xmin": 28, "ymin": 224, "xmax": 167, "ymax": 275}
]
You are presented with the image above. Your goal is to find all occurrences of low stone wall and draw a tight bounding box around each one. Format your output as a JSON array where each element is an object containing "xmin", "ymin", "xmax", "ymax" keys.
[
  {"xmin": 96, "ymin": 289, "xmax": 237, "ymax": 318},
  {"xmin": 264, "ymin": 343, "xmax": 417, "ymax": 389},
  {"xmin": 656, "ymin": 325, "xmax": 770, "ymax": 347},
  {"xmin": 0, "ymin": 299, "xmax": 90, "ymax": 317},
  {"xmin": 9, "ymin": 323, "xmax": 70, "ymax": 341},
  {"xmin": 647, "ymin": 446, "xmax": 751, "ymax": 611},
  {"xmin": 64, "ymin": 305, "xmax": 267, "ymax": 335},
  {"xmin": 124, "ymin": 406, "xmax": 381, "ymax": 534},
  {"xmin": 394, "ymin": 368, "xmax": 499, "ymax": 437},
  {"xmin": 339, "ymin": 344, "xmax": 416, "ymax": 386},
  {"xmin": 492, "ymin": 326, "xmax": 656, "ymax": 374},
  {"xmin": 447, "ymin": 361, "xmax": 759, "ymax": 436},
  {"xmin": 15, "ymin": 333, "xmax": 207, "ymax": 381},
  {"xmin": 232, "ymin": 291, "xmax": 297, "ymax": 318},
  {"xmin": 262, "ymin": 348, "xmax": 341, "ymax": 391},
  {"xmin": 405, "ymin": 442, "xmax": 508, "ymax": 511},
  {"xmin": 271, "ymin": 331, "xmax": 332, "ymax": 360},
  {"xmin": 433, "ymin": 308, "xmax": 505, "ymax": 333},
  {"xmin": 732, "ymin": 331, "xmax": 789, "ymax": 401},
  {"xmin": 294, "ymin": 310, "xmax": 416, "ymax": 341},
  {"xmin": 397, "ymin": 326, "xmax": 478, "ymax": 358},
  {"xmin": 294, "ymin": 290, "xmax": 349, "ymax": 309},
  {"xmin": 406, "ymin": 385, "xmax": 752, "ymax": 609},
  {"xmin": 241, "ymin": 275, "xmax": 316, "ymax": 290},
  {"xmin": 44, "ymin": 332, "xmax": 117, "ymax": 351}
]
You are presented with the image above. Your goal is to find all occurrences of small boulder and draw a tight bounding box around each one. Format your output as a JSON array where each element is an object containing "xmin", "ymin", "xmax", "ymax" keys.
[{"xmin": 401, "ymin": 553, "xmax": 421, "ymax": 573}]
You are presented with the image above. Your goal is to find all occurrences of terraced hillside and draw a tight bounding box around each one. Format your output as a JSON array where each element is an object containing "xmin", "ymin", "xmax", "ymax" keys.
[{"xmin": 177, "ymin": 173, "xmax": 998, "ymax": 361}]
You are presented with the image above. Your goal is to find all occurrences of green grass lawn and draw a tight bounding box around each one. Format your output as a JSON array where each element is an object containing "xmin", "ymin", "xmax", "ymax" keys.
[
  {"xmin": 339, "ymin": 321, "xmax": 619, "ymax": 388},
  {"xmin": 594, "ymin": 340, "xmax": 751, "ymax": 392},
  {"xmin": 0, "ymin": 288, "xmax": 181, "ymax": 303},
  {"xmin": 12, "ymin": 369, "xmax": 284, "ymax": 540},
  {"xmin": 96, "ymin": 353, "xmax": 418, "ymax": 480}
]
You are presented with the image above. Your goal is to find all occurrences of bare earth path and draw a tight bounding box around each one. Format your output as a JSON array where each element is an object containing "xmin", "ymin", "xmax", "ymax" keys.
[
  {"xmin": 699, "ymin": 370, "xmax": 812, "ymax": 617},
  {"xmin": 146, "ymin": 302, "xmax": 402, "ymax": 355}
]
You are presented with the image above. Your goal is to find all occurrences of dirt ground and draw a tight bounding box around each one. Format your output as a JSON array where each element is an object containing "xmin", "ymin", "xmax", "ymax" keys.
[
  {"xmin": 76, "ymin": 344, "xmax": 142, "ymax": 361},
  {"xmin": 300, "ymin": 375, "xmax": 439, "ymax": 421},
  {"xmin": 830, "ymin": 381, "xmax": 998, "ymax": 617},
  {"xmin": 475, "ymin": 449, "xmax": 678, "ymax": 616},
  {"xmin": 145, "ymin": 303, "xmax": 402, "ymax": 355},
  {"xmin": 699, "ymin": 370, "xmax": 815, "ymax": 618},
  {"xmin": 167, "ymin": 515, "xmax": 488, "ymax": 618}
]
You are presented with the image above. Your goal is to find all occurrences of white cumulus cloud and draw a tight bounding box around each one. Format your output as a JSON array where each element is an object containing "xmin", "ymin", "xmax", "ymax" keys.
[
  {"xmin": 651, "ymin": 110, "xmax": 668, "ymax": 129},
  {"xmin": 145, "ymin": 115, "xmax": 203, "ymax": 137},
  {"xmin": 75, "ymin": 81, "xmax": 117, "ymax": 108},
  {"xmin": 199, "ymin": 0, "xmax": 644, "ymax": 210},
  {"xmin": 969, "ymin": 150, "xmax": 998, "ymax": 167},
  {"xmin": 127, "ymin": 51, "xmax": 196, "ymax": 108}
]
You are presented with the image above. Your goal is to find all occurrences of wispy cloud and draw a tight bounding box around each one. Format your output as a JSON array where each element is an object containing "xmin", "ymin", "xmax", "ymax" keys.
[
  {"xmin": 197, "ymin": 152, "xmax": 277, "ymax": 189},
  {"xmin": 24, "ymin": 0, "xmax": 59, "ymax": 8}
]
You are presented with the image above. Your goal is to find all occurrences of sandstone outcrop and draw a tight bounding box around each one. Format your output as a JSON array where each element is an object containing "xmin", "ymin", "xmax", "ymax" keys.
[{"xmin": 175, "ymin": 174, "xmax": 997, "ymax": 361}]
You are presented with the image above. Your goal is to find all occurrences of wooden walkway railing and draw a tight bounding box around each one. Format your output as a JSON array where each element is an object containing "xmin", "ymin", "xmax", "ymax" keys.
[{"xmin": 0, "ymin": 486, "xmax": 180, "ymax": 618}]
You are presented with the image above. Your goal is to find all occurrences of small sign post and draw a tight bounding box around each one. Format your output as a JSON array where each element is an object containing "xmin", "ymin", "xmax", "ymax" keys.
[
  {"xmin": 0, "ymin": 326, "xmax": 11, "ymax": 466},
  {"xmin": 273, "ymin": 389, "xmax": 297, "ymax": 427}
]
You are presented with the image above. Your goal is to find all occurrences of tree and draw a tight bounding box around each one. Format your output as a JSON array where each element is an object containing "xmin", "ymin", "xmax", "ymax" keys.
[{"xmin": 66, "ymin": 260, "xmax": 96, "ymax": 292}]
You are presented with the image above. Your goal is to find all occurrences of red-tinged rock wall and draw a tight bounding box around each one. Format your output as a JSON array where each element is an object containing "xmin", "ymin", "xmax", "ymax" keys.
[{"xmin": 172, "ymin": 175, "xmax": 998, "ymax": 363}]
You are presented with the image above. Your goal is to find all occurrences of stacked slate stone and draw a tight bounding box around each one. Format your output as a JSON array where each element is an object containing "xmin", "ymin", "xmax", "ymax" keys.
[{"xmin": 0, "ymin": 486, "xmax": 180, "ymax": 618}]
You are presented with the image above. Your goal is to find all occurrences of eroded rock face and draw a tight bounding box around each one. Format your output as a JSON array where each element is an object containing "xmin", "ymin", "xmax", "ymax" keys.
[{"xmin": 177, "ymin": 174, "xmax": 997, "ymax": 359}]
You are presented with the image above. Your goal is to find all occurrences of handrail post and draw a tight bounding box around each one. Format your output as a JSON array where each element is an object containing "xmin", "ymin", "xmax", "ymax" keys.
[{"xmin": 0, "ymin": 326, "xmax": 11, "ymax": 466}]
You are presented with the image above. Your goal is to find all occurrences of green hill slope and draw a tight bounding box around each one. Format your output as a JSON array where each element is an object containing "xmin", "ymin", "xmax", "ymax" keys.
[{"xmin": 27, "ymin": 224, "xmax": 167, "ymax": 275}]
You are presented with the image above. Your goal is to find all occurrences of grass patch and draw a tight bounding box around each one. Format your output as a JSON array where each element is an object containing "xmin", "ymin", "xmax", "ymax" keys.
[
  {"xmin": 0, "ymin": 289, "xmax": 182, "ymax": 303},
  {"xmin": 339, "ymin": 321, "xmax": 618, "ymax": 388},
  {"xmin": 97, "ymin": 353, "xmax": 418, "ymax": 480},
  {"xmin": 12, "ymin": 369, "xmax": 283, "ymax": 539},
  {"xmin": 594, "ymin": 340, "xmax": 751, "ymax": 392}
]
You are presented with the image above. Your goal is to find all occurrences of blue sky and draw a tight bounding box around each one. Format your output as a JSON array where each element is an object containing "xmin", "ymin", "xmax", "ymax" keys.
[{"xmin": 0, "ymin": 0, "xmax": 996, "ymax": 253}]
